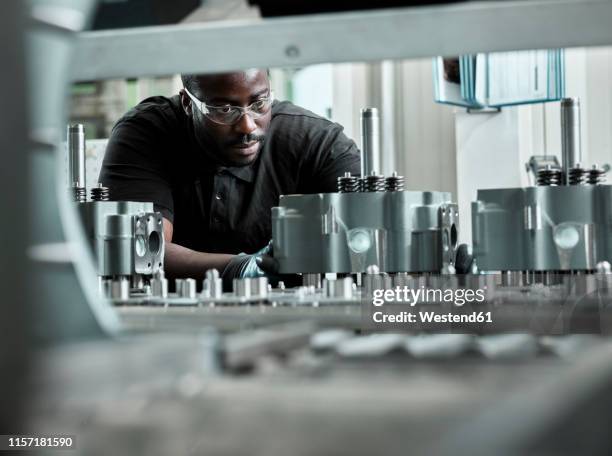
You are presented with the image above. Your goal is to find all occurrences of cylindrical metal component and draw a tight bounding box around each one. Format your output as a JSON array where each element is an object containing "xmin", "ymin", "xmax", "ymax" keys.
[
  {"xmin": 587, "ymin": 165, "xmax": 606, "ymax": 185},
  {"xmin": 537, "ymin": 165, "xmax": 562, "ymax": 186},
  {"xmin": 181, "ymin": 278, "xmax": 197, "ymax": 299},
  {"xmin": 360, "ymin": 108, "xmax": 381, "ymax": 177},
  {"xmin": 151, "ymin": 271, "xmax": 168, "ymax": 298},
  {"xmin": 67, "ymin": 124, "xmax": 86, "ymax": 188},
  {"xmin": 251, "ymin": 277, "xmax": 269, "ymax": 297},
  {"xmin": 337, "ymin": 172, "xmax": 362, "ymax": 193},
  {"xmin": 90, "ymin": 183, "xmax": 110, "ymax": 201},
  {"xmin": 324, "ymin": 277, "xmax": 354, "ymax": 299},
  {"xmin": 174, "ymin": 279, "xmax": 184, "ymax": 295},
  {"xmin": 362, "ymin": 171, "xmax": 385, "ymax": 192},
  {"xmin": 131, "ymin": 274, "xmax": 144, "ymax": 291},
  {"xmin": 102, "ymin": 214, "xmax": 134, "ymax": 276},
  {"xmin": 568, "ymin": 165, "xmax": 586, "ymax": 185},
  {"xmin": 71, "ymin": 185, "xmax": 87, "ymax": 203},
  {"xmin": 561, "ymin": 98, "xmax": 582, "ymax": 185},
  {"xmin": 110, "ymin": 276, "xmax": 130, "ymax": 300},
  {"xmin": 99, "ymin": 277, "xmax": 112, "ymax": 298},
  {"xmin": 392, "ymin": 272, "xmax": 409, "ymax": 288},
  {"xmin": 363, "ymin": 264, "xmax": 383, "ymax": 292},
  {"xmin": 233, "ymin": 278, "xmax": 251, "ymax": 298},
  {"xmin": 302, "ymin": 273, "xmax": 321, "ymax": 289},
  {"xmin": 203, "ymin": 268, "xmax": 223, "ymax": 299},
  {"xmin": 385, "ymin": 171, "xmax": 405, "ymax": 192}
]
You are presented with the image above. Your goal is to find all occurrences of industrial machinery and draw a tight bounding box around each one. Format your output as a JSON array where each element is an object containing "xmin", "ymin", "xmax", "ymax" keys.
[
  {"xmin": 13, "ymin": 1, "xmax": 612, "ymax": 455},
  {"xmin": 67, "ymin": 124, "xmax": 165, "ymax": 300},
  {"xmin": 473, "ymin": 98, "xmax": 611, "ymax": 276},
  {"xmin": 273, "ymin": 108, "xmax": 458, "ymax": 275}
]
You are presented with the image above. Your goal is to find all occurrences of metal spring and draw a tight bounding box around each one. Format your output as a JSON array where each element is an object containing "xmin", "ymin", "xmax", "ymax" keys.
[
  {"xmin": 71, "ymin": 186, "xmax": 86, "ymax": 203},
  {"xmin": 385, "ymin": 171, "xmax": 405, "ymax": 192},
  {"xmin": 90, "ymin": 183, "xmax": 110, "ymax": 201},
  {"xmin": 587, "ymin": 165, "xmax": 606, "ymax": 185},
  {"xmin": 568, "ymin": 165, "xmax": 587, "ymax": 185},
  {"xmin": 362, "ymin": 172, "xmax": 386, "ymax": 192},
  {"xmin": 537, "ymin": 166, "xmax": 562, "ymax": 186},
  {"xmin": 337, "ymin": 172, "xmax": 362, "ymax": 193}
]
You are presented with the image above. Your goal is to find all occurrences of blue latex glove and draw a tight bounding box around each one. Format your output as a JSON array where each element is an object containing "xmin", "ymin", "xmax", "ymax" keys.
[
  {"xmin": 455, "ymin": 244, "xmax": 474, "ymax": 274},
  {"xmin": 221, "ymin": 241, "xmax": 279, "ymax": 290}
]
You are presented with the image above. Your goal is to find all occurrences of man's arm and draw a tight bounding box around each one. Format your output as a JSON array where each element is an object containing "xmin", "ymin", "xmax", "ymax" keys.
[
  {"xmin": 163, "ymin": 218, "xmax": 277, "ymax": 289},
  {"xmin": 161, "ymin": 217, "xmax": 233, "ymax": 280},
  {"xmin": 100, "ymin": 112, "xmax": 237, "ymax": 280}
]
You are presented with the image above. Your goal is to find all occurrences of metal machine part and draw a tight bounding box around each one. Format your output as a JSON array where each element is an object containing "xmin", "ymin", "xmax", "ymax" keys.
[
  {"xmin": 202, "ymin": 269, "xmax": 223, "ymax": 299},
  {"xmin": 561, "ymin": 97, "xmax": 582, "ymax": 184},
  {"xmin": 234, "ymin": 278, "xmax": 252, "ymax": 298},
  {"xmin": 472, "ymin": 185, "xmax": 612, "ymax": 271},
  {"xmin": 272, "ymin": 190, "xmax": 458, "ymax": 273},
  {"xmin": 476, "ymin": 96, "xmax": 612, "ymax": 273},
  {"xmin": 385, "ymin": 171, "xmax": 405, "ymax": 191},
  {"xmin": 362, "ymin": 171, "xmax": 386, "ymax": 192},
  {"xmin": 110, "ymin": 276, "xmax": 130, "ymax": 300},
  {"xmin": 90, "ymin": 183, "xmax": 110, "ymax": 201},
  {"xmin": 323, "ymin": 277, "xmax": 354, "ymax": 299},
  {"xmin": 526, "ymin": 155, "xmax": 561, "ymax": 184},
  {"xmin": 337, "ymin": 172, "xmax": 362, "ymax": 193},
  {"xmin": 151, "ymin": 271, "xmax": 169, "ymax": 298},
  {"xmin": 531, "ymin": 98, "xmax": 607, "ymax": 188},
  {"xmin": 67, "ymin": 123, "xmax": 87, "ymax": 202},
  {"xmin": 360, "ymin": 107, "xmax": 381, "ymax": 177},
  {"xmin": 181, "ymin": 278, "xmax": 197, "ymax": 299},
  {"xmin": 337, "ymin": 170, "xmax": 406, "ymax": 193},
  {"xmin": 67, "ymin": 122, "xmax": 165, "ymax": 293},
  {"xmin": 537, "ymin": 165, "xmax": 563, "ymax": 186},
  {"xmin": 77, "ymin": 201, "xmax": 164, "ymax": 279},
  {"xmin": 303, "ymin": 273, "xmax": 322, "ymax": 288},
  {"xmin": 231, "ymin": 277, "xmax": 270, "ymax": 299}
]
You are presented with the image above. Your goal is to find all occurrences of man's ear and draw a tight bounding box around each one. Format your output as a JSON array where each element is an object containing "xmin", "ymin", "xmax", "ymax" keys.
[{"xmin": 179, "ymin": 89, "xmax": 192, "ymax": 116}]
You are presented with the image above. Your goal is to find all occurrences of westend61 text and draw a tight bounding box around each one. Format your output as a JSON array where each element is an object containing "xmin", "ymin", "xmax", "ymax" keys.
[
  {"xmin": 372, "ymin": 286, "xmax": 486, "ymax": 307},
  {"xmin": 372, "ymin": 310, "xmax": 493, "ymax": 324}
]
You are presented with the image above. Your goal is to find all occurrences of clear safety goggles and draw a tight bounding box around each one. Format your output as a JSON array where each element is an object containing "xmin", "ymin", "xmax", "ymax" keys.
[{"xmin": 184, "ymin": 87, "xmax": 274, "ymax": 125}]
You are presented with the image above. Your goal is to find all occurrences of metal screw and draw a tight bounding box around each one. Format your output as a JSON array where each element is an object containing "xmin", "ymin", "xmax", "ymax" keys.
[{"xmin": 285, "ymin": 45, "xmax": 300, "ymax": 58}]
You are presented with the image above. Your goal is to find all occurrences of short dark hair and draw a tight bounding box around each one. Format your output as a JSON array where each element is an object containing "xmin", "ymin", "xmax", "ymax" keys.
[
  {"xmin": 180, "ymin": 70, "xmax": 271, "ymax": 95},
  {"xmin": 181, "ymin": 74, "xmax": 199, "ymax": 94}
]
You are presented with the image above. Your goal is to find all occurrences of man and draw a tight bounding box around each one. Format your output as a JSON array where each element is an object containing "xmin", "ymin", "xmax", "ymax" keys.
[{"xmin": 100, "ymin": 69, "xmax": 361, "ymax": 286}]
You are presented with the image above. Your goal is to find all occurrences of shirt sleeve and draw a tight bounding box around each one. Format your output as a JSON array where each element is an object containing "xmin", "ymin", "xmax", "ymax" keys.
[
  {"xmin": 298, "ymin": 122, "xmax": 361, "ymax": 193},
  {"xmin": 98, "ymin": 114, "xmax": 175, "ymax": 222}
]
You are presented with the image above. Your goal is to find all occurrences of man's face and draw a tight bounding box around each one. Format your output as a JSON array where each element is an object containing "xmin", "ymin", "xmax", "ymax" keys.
[{"xmin": 181, "ymin": 69, "xmax": 272, "ymax": 167}]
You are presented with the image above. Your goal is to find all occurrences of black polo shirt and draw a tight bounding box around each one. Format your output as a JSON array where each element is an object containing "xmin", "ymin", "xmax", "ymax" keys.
[{"xmin": 99, "ymin": 95, "xmax": 361, "ymax": 255}]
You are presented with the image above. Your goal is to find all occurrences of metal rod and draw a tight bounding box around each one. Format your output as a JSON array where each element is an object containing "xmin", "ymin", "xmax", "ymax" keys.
[
  {"xmin": 560, "ymin": 98, "xmax": 582, "ymax": 185},
  {"xmin": 360, "ymin": 108, "xmax": 381, "ymax": 177},
  {"xmin": 67, "ymin": 123, "xmax": 86, "ymax": 188}
]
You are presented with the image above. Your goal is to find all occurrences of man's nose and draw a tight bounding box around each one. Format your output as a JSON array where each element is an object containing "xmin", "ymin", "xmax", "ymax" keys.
[{"xmin": 234, "ymin": 111, "xmax": 257, "ymax": 135}]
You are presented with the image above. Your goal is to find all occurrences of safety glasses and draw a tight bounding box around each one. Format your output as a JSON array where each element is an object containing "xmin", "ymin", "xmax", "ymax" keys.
[{"xmin": 183, "ymin": 87, "xmax": 274, "ymax": 125}]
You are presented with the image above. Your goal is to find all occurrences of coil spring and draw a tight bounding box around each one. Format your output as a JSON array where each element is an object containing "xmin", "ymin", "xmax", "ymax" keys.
[
  {"xmin": 385, "ymin": 171, "xmax": 405, "ymax": 192},
  {"xmin": 71, "ymin": 186, "xmax": 86, "ymax": 203},
  {"xmin": 90, "ymin": 183, "xmax": 110, "ymax": 201},
  {"xmin": 587, "ymin": 165, "xmax": 606, "ymax": 185},
  {"xmin": 362, "ymin": 173, "xmax": 385, "ymax": 192},
  {"xmin": 337, "ymin": 172, "xmax": 362, "ymax": 193},
  {"xmin": 568, "ymin": 165, "xmax": 586, "ymax": 185},
  {"xmin": 537, "ymin": 166, "xmax": 562, "ymax": 186}
]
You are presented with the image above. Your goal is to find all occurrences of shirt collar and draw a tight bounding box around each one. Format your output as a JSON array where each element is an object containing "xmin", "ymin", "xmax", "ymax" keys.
[{"xmin": 216, "ymin": 163, "xmax": 256, "ymax": 183}]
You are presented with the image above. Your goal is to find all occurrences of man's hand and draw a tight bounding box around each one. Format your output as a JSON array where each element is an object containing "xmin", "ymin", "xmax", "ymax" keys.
[
  {"xmin": 221, "ymin": 241, "xmax": 279, "ymax": 290},
  {"xmin": 455, "ymin": 244, "xmax": 474, "ymax": 274}
]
